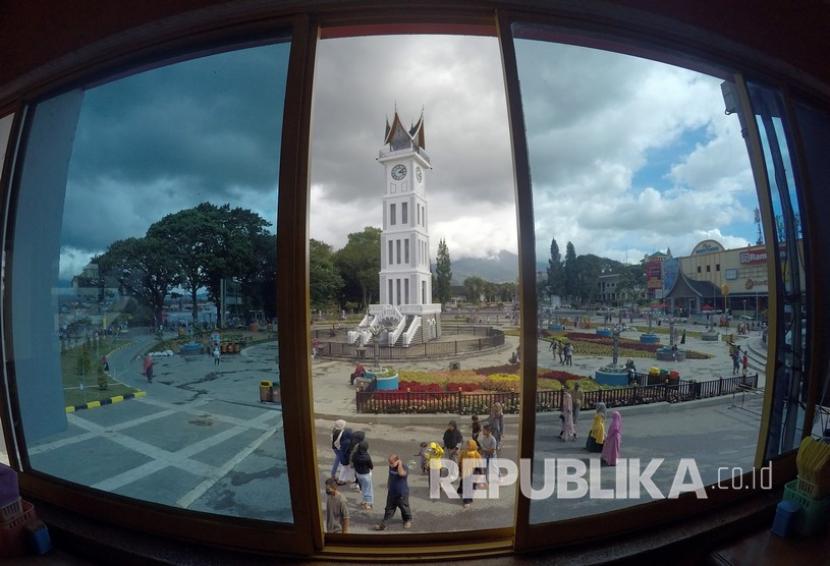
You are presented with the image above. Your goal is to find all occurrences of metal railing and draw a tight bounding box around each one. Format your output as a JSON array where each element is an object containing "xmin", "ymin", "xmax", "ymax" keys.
[{"xmin": 356, "ymin": 373, "xmax": 759, "ymax": 414}]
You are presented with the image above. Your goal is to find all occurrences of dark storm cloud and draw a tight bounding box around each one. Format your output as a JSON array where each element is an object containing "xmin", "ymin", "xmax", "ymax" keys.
[
  {"xmin": 309, "ymin": 35, "xmax": 514, "ymax": 207},
  {"xmin": 61, "ymin": 41, "xmax": 289, "ymax": 251}
]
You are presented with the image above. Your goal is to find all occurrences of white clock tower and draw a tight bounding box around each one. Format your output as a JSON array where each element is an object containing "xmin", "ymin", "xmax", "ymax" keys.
[{"xmin": 351, "ymin": 108, "xmax": 442, "ymax": 347}]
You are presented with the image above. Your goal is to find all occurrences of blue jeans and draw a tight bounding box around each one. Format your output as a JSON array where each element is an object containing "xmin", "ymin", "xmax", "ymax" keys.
[
  {"xmin": 331, "ymin": 449, "xmax": 342, "ymax": 478},
  {"xmin": 356, "ymin": 471, "xmax": 373, "ymax": 504}
]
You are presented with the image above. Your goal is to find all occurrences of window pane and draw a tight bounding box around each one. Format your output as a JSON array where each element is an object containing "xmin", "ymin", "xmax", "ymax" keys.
[
  {"xmin": 309, "ymin": 34, "xmax": 517, "ymax": 534},
  {"xmin": 792, "ymin": 99, "xmax": 830, "ymax": 437},
  {"xmin": 0, "ymin": 113, "xmax": 12, "ymax": 466},
  {"xmin": 10, "ymin": 43, "xmax": 293, "ymax": 522},
  {"xmin": 513, "ymin": 32, "xmax": 765, "ymax": 523},
  {"xmin": 747, "ymin": 83, "xmax": 810, "ymax": 457}
]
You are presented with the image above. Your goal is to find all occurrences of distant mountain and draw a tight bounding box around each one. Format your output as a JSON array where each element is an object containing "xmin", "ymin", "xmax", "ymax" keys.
[{"xmin": 450, "ymin": 250, "xmax": 520, "ymax": 284}]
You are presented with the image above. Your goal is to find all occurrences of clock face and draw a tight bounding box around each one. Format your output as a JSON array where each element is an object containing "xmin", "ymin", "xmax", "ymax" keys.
[
  {"xmin": 416, "ymin": 167, "xmax": 423, "ymax": 182},
  {"xmin": 391, "ymin": 164, "xmax": 407, "ymax": 181}
]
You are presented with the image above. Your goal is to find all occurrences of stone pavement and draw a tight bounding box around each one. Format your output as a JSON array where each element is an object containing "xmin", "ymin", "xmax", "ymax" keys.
[
  {"xmin": 19, "ymin": 321, "xmax": 768, "ymax": 533},
  {"xmin": 316, "ymin": 392, "xmax": 763, "ymax": 533},
  {"xmin": 28, "ymin": 329, "xmax": 292, "ymax": 523},
  {"xmin": 311, "ymin": 324, "xmax": 767, "ymax": 419}
]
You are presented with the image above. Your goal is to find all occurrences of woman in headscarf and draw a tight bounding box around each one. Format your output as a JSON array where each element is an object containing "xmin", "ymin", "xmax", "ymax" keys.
[
  {"xmin": 456, "ymin": 439, "xmax": 482, "ymax": 508},
  {"xmin": 601, "ymin": 411, "xmax": 622, "ymax": 466},
  {"xmin": 330, "ymin": 419, "xmax": 346, "ymax": 479},
  {"xmin": 342, "ymin": 430, "xmax": 365, "ymax": 490},
  {"xmin": 425, "ymin": 441, "xmax": 445, "ymax": 490},
  {"xmin": 586, "ymin": 402, "xmax": 606, "ymax": 452},
  {"xmin": 351, "ymin": 439, "xmax": 374, "ymax": 510},
  {"xmin": 559, "ymin": 391, "xmax": 576, "ymax": 441},
  {"xmin": 336, "ymin": 427, "xmax": 355, "ymax": 484},
  {"xmin": 489, "ymin": 402, "xmax": 504, "ymax": 446}
]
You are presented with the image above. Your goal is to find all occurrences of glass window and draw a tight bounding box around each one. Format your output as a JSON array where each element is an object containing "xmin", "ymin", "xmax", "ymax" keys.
[
  {"xmin": 747, "ymin": 82, "xmax": 809, "ymax": 457},
  {"xmin": 308, "ymin": 33, "xmax": 517, "ymax": 535},
  {"xmin": 513, "ymin": 32, "xmax": 764, "ymax": 524},
  {"xmin": 391, "ymin": 203, "xmax": 396, "ymax": 225},
  {"xmin": 792, "ymin": 98, "xmax": 830, "ymax": 436},
  {"xmin": 10, "ymin": 43, "xmax": 293, "ymax": 522},
  {"xmin": 0, "ymin": 113, "xmax": 12, "ymax": 467}
]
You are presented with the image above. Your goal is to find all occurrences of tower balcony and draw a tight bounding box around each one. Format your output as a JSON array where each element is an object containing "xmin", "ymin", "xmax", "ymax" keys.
[{"xmin": 378, "ymin": 145, "xmax": 431, "ymax": 163}]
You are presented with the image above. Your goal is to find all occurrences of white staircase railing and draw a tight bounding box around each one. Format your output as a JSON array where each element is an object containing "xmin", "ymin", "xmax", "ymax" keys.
[
  {"xmin": 402, "ymin": 315, "xmax": 421, "ymax": 347},
  {"xmin": 388, "ymin": 314, "xmax": 408, "ymax": 346},
  {"xmin": 358, "ymin": 313, "xmax": 371, "ymax": 328}
]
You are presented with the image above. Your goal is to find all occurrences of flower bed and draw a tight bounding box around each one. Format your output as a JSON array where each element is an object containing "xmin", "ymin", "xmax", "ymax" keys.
[{"xmin": 544, "ymin": 332, "xmax": 712, "ymax": 360}]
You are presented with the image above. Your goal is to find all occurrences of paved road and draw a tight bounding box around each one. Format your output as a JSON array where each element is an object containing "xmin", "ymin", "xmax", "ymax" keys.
[
  {"xmin": 29, "ymin": 330, "xmax": 292, "ymax": 523},
  {"xmin": 23, "ymin": 323, "xmax": 767, "ymax": 533}
]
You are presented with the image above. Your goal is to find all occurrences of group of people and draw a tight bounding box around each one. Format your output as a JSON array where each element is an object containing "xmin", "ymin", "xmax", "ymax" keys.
[
  {"xmin": 585, "ymin": 403, "xmax": 623, "ymax": 466},
  {"xmin": 560, "ymin": 387, "xmax": 622, "ymax": 467},
  {"xmin": 549, "ymin": 340, "xmax": 574, "ymax": 366},
  {"xmin": 326, "ymin": 403, "xmax": 508, "ymax": 532},
  {"xmin": 730, "ymin": 345, "xmax": 749, "ymax": 377}
]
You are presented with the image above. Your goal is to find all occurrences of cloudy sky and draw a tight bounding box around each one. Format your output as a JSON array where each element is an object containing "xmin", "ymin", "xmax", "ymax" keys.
[
  {"xmin": 59, "ymin": 41, "xmax": 289, "ymax": 279},
  {"xmin": 310, "ymin": 35, "xmax": 757, "ymax": 265},
  {"xmin": 58, "ymin": 34, "xmax": 758, "ymax": 279}
]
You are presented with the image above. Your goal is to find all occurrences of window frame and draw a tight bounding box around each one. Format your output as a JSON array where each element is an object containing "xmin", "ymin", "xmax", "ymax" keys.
[{"xmin": 0, "ymin": 14, "xmax": 324, "ymax": 557}]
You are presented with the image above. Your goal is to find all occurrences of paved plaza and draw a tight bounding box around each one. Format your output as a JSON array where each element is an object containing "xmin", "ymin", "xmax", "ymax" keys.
[{"xmin": 22, "ymin": 318, "xmax": 767, "ymax": 532}]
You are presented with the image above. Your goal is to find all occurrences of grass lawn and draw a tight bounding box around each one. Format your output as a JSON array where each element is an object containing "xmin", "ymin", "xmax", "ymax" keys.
[{"xmin": 62, "ymin": 339, "xmax": 140, "ymax": 407}]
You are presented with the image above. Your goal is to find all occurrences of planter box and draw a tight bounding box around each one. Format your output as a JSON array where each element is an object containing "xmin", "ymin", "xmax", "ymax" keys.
[{"xmin": 639, "ymin": 333, "xmax": 660, "ymax": 344}]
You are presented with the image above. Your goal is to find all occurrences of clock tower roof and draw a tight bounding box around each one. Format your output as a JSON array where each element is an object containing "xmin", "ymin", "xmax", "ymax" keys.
[{"xmin": 384, "ymin": 107, "xmax": 425, "ymax": 151}]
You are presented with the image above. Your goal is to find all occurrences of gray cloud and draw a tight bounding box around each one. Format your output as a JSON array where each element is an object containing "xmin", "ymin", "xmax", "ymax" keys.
[{"xmin": 60, "ymin": 42, "xmax": 289, "ymax": 252}]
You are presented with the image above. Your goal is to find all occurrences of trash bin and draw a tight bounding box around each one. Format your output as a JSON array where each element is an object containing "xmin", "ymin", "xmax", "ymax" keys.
[
  {"xmin": 271, "ymin": 386, "xmax": 281, "ymax": 404},
  {"xmin": 259, "ymin": 380, "xmax": 273, "ymax": 402}
]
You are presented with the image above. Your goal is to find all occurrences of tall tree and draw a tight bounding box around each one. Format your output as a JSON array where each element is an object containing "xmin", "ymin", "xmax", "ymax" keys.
[
  {"xmin": 463, "ymin": 276, "xmax": 486, "ymax": 304},
  {"xmin": 310, "ymin": 239, "xmax": 343, "ymax": 310},
  {"xmin": 147, "ymin": 206, "xmax": 215, "ymax": 323},
  {"xmin": 334, "ymin": 227, "xmax": 381, "ymax": 309},
  {"xmin": 198, "ymin": 204, "xmax": 271, "ymax": 324},
  {"xmin": 435, "ymin": 238, "xmax": 452, "ymax": 306},
  {"xmin": 96, "ymin": 237, "xmax": 182, "ymax": 327},
  {"xmin": 563, "ymin": 241, "xmax": 578, "ymax": 303},
  {"xmin": 546, "ymin": 237, "xmax": 563, "ymax": 299}
]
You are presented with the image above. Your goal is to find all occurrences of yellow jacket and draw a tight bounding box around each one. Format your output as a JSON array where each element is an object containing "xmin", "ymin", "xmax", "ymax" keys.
[
  {"xmin": 590, "ymin": 414, "xmax": 606, "ymax": 444},
  {"xmin": 426, "ymin": 442, "xmax": 445, "ymax": 470},
  {"xmin": 458, "ymin": 440, "xmax": 482, "ymax": 478}
]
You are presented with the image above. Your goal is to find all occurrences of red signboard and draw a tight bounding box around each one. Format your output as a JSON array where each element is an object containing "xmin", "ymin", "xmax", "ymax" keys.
[
  {"xmin": 739, "ymin": 248, "xmax": 767, "ymax": 265},
  {"xmin": 645, "ymin": 260, "xmax": 662, "ymax": 278}
]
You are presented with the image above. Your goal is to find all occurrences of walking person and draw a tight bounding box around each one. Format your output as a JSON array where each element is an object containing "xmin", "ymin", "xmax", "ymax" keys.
[
  {"xmin": 601, "ymin": 411, "xmax": 623, "ymax": 466},
  {"xmin": 565, "ymin": 343, "xmax": 574, "ymax": 366},
  {"xmin": 572, "ymin": 382, "xmax": 584, "ymax": 425},
  {"xmin": 143, "ymin": 354, "xmax": 154, "ymax": 383},
  {"xmin": 471, "ymin": 415, "xmax": 481, "ymax": 446},
  {"xmin": 741, "ymin": 351, "xmax": 749, "ymax": 378},
  {"xmin": 731, "ymin": 347, "xmax": 740, "ymax": 376},
  {"xmin": 351, "ymin": 440, "xmax": 374, "ymax": 510},
  {"xmin": 213, "ymin": 345, "xmax": 221, "ymax": 366},
  {"xmin": 456, "ymin": 439, "xmax": 482, "ymax": 508},
  {"xmin": 489, "ymin": 402, "xmax": 504, "ymax": 446},
  {"xmin": 342, "ymin": 430, "xmax": 364, "ymax": 490},
  {"xmin": 559, "ymin": 390, "xmax": 576, "ymax": 441},
  {"xmin": 336, "ymin": 428, "xmax": 356, "ymax": 485},
  {"xmin": 478, "ymin": 424, "xmax": 498, "ymax": 484},
  {"xmin": 375, "ymin": 454, "xmax": 412, "ymax": 530},
  {"xmin": 324, "ymin": 478, "xmax": 350, "ymax": 534},
  {"xmin": 330, "ymin": 419, "xmax": 347, "ymax": 479},
  {"xmin": 559, "ymin": 341, "xmax": 565, "ymax": 365},
  {"xmin": 586, "ymin": 402, "xmax": 607, "ymax": 452},
  {"xmin": 442, "ymin": 420, "xmax": 463, "ymax": 462}
]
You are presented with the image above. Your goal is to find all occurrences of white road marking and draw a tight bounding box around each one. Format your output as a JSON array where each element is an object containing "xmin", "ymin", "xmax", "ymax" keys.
[
  {"xmin": 29, "ymin": 432, "xmax": 97, "ymax": 455},
  {"xmin": 176, "ymin": 427, "xmax": 276, "ymax": 509}
]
